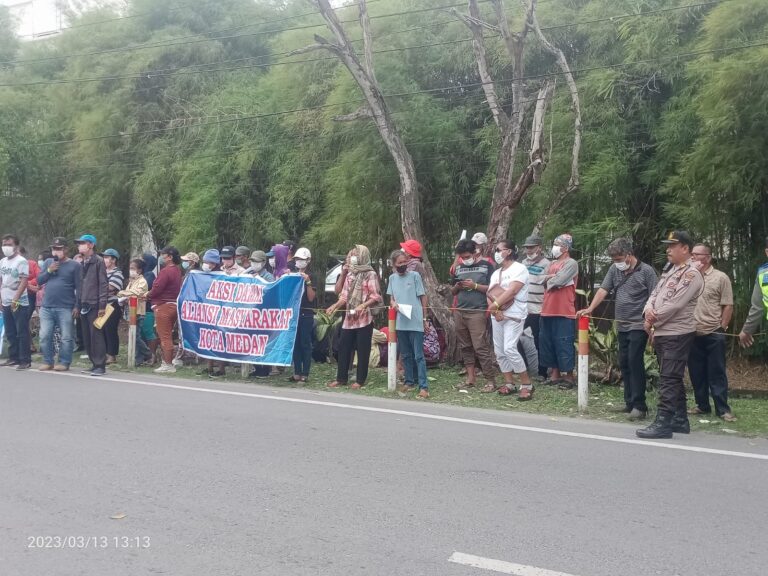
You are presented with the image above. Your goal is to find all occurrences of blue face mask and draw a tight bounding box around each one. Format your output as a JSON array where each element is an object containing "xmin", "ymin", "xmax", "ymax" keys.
[{"xmin": 182, "ymin": 261, "xmax": 191, "ymax": 271}]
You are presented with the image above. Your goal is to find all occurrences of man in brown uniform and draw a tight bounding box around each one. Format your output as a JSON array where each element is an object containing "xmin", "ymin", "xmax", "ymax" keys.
[
  {"xmin": 688, "ymin": 244, "xmax": 736, "ymax": 421},
  {"xmin": 638, "ymin": 231, "xmax": 704, "ymax": 439}
]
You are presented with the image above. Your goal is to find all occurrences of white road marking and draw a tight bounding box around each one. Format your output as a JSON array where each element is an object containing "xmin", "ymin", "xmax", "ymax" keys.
[
  {"xmin": 32, "ymin": 371, "xmax": 768, "ymax": 461},
  {"xmin": 449, "ymin": 552, "xmax": 581, "ymax": 576}
]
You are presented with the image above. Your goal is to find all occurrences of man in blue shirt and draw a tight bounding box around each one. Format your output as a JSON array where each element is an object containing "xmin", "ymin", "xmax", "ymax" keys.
[{"xmin": 37, "ymin": 237, "xmax": 82, "ymax": 371}]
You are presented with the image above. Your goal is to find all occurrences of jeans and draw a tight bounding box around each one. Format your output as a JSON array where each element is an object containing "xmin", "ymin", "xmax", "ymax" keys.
[
  {"xmin": 654, "ymin": 333, "xmax": 695, "ymax": 417},
  {"xmin": 618, "ymin": 330, "xmax": 649, "ymax": 411},
  {"xmin": 539, "ymin": 316, "xmax": 576, "ymax": 373},
  {"xmin": 135, "ymin": 316, "xmax": 152, "ymax": 363},
  {"xmin": 336, "ymin": 322, "xmax": 374, "ymax": 384},
  {"xmin": 40, "ymin": 307, "xmax": 75, "ymax": 367},
  {"xmin": 524, "ymin": 313, "xmax": 548, "ymax": 378},
  {"xmin": 292, "ymin": 315, "xmax": 314, "ymax": 378},
  {"xmin": 2, "ymin": 304, "xmax": 31, "ymax": 364},
  {"xmin": 688, "ymin": 331, "xmax": 731, "ymax": 416},
  {"xmin": 398, "ymin": 330, "xmax": 428, "ymax": 390}
]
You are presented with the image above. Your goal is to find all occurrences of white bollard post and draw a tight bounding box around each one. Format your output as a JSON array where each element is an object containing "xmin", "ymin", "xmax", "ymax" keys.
[
  {"xmin": 387, "ymin": 307, "xmax": 397, "ymax": 392},
  {"xmin": 127, "ymin": 296, "xmax": 137, "ymax": 370},
  {"xmin": 577, "ymin": 315, "xmax": 589, "ymax": 412}
]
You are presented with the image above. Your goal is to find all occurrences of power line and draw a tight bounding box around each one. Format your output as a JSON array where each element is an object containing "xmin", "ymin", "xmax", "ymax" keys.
[
  {"xmin": 0, "ymin": 0, "xmax": 476, "ymax": 67},
  {"xmin": 31, "ymin": 36, "xmax": 768, "ymax": 147},
  {"xmin": 0, "ymin": 1, "xmax": 722, "ymax": 88}
]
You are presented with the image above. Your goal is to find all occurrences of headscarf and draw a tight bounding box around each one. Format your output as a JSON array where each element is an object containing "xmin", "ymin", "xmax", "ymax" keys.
[
  {"xmin": 348, "ymin": 244, "xmax": 375, "ymax": 309},
  {"xmin": 271, "ymin": 244, "xmax": 290, "ymax": 278}
]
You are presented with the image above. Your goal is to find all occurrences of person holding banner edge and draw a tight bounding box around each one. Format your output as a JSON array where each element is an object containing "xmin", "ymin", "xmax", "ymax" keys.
[{"xmin": 289, "ymin": 247, "xmax": 317, "ymax": 383}]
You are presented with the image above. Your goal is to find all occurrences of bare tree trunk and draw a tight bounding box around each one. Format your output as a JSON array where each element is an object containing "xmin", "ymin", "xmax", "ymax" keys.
[{"xmin": 302, "ymin": 0, "xmax": 457, "ymax": 359}]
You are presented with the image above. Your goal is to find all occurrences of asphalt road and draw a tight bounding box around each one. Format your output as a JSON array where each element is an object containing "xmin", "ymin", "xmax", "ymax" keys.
[{"xmin": 2, "ymin": 369, "xmax": 767, "ymax": 576}]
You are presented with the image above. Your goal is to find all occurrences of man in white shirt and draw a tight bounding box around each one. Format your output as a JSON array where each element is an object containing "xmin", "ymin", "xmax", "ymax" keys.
[{"xmin": 0, "ymin": 234, "xmax": 32, "ymax": 369}]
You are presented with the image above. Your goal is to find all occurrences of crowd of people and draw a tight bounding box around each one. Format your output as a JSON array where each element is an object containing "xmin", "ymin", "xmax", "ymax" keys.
[{"xmin": 2, "ymin": 230, "xmax": 767, "ymax": 439}]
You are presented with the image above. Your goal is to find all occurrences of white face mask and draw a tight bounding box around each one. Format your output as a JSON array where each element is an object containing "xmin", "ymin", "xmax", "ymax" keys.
[
  {"xmin": 350, "ymin": 256, "xmax": 359, "ymax": 266},
  {"xmin": 295, "ymin": 259, "xmax": 308, "ymax": 270},
  {"xmin": 614, "ymin": 259, "xmax": 630, "ymax": 272},
  {"xmin": 461, "ymin": 257, "xmax": 475, "ymax": 266},
  {"xmin": 494, "ymin": 251, "xmax": 505, "ymax": 265},
  {"xmin": 38, "ymin": 259, "xmax": 45, "ymax": 268},
  {"xmin": 202, "ymin": 263, "xmax": 213, "ymax": 272},
  {"xmin": 2, "ymin": 246, "xmax": 16, "ymax": 257},
  {"xmin": 551, "ymin": 245, "xmax": 563, "ymax": 259},
  {"xmin": 252, "ymin": 262, "xmax": 264, "ymax": 272},
  {"xmin": 129, "ymin": 270, "xmax": 139, "ymax": 279},
  {"xmin": 268, "ymin": 258, "xmax": 276, "ymax": 268}
]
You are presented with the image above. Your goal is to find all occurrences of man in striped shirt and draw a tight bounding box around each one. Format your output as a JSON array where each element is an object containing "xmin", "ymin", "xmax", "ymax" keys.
[{"xmin": 521, "ymin": 235, "xmax": 550, "ymax": 380}]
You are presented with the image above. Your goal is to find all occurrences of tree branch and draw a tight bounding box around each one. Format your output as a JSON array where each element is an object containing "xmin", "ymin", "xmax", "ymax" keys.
[
  {"xmin": 454, "ymin": 1, "xmax": 508, "ymax": 130},
  {"xmin": 332, "ymin": 106, "xmax": 373, "ymax": 122},
  {"xmin": 358, "ymin": 0, "xmax": 376, "ymax": 84}
]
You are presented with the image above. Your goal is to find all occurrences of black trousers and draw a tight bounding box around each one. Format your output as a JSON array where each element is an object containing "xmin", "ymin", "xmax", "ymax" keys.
[
  {"xmin": 654, "ymin": 333, "xmax": 695, "ymax": 417},
  {"xmin": 81, "ymin": 308, "xmax": 107, "ymax": 370},
  {"xmin": 524, "ymin": 313, "xmax": 548, "ymax": 378},
  {"xmin": 336, "ymin": 322, "xmax": 374, "ymax": 385},
  {"xmin": 618, "ymin": 330, "xmax": 649, "ymax": 411},
  {"xmin": 688, "ymin": 331, "xmax": 731, "ymax": 416},
  {"xmin": 104, "ymin": 302, "xmax": 122, "ymax": 357}
]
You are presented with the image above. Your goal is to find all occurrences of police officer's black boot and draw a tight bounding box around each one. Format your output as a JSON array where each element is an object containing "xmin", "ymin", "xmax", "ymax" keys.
[
  {"xmin": 636, "ymin": 411, "xmax": 674, "ymax": 439},
  {"xmin": 671, "ymin": 398, "xmax": 691, "ymax": 434}
]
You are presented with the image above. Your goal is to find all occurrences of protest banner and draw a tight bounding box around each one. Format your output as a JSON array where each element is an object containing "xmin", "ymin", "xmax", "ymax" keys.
[{"xmin": 178, "ymin": 273, "xmax": 305, "ymax": 366}]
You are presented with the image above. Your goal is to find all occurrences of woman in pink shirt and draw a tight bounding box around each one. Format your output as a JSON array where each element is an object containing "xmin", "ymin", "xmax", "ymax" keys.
[{"xmin": 325, "ymin": 245, "xmax": 383, "ymax": 389}]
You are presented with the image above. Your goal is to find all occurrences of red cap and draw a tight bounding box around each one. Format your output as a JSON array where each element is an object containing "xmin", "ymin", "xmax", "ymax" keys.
[{"xmin": 400, "ymin": 239, "xmax": 422, "ymax": 258}]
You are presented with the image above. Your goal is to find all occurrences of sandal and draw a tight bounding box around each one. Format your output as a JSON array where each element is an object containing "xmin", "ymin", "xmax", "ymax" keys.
[
  {"xmin": 497, "ymin": 385, "xmax": 515, "ymax": 396},
  {"xmin": 351, "ymin": 383, "xmax": 364, "ymax": 390},
  {"xmin": 287, "ymin": 376, "xmax": 303, "ymax": 383},
  {"xmin": 518, "ymin": 386, "xmax": 534, "ymax": 401},
  {"xmin": 326, "ymin": 381, "xmax": 347, "ymax": 388},
  {"xmin": 558, "ymin": 380, "xmax": 575, "ymax": 390},
  {"xmin": 480, "ymin": 383, "xmax": 498, "ymax": 393},
  {"xmin": 458, "ymin": 381, "xmax": 475, "ymax": 390}
]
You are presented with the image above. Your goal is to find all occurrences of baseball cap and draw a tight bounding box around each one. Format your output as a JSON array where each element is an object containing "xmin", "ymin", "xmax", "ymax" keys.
[
  {"xmin": 202, "ymin": 249, "xmax": 221, "ymax": 264},
  {"xmin": 265, "ymin": 250, "xmax": 275, "ymax": 258},
  {"xmin": 522, "ymin": 235, "xmax": 543, "ymax": 247},
  {"xmin": 235, "ymin": 245, "xmax": 250, "ymax": 257},
  {"xmin": 249, "ymin": 250, "xmax": 267, "ymax": 263},
  {"xmin": 75, "ymin": 234, "xmax": 97, "ymax": 245},
  {"xmin": 220, "ymin": 246, "xmax": 236, "ymax": 259},
  {"xmin": 661, "ymin": 230, "xmax": 694, "ymax": 249},
  {"xmin": 50, "ymin": 237, "xmax": 68, "ymax": 249},
  {"xmin": 400, "ymin": 239, "xmax": 422, "ymax": 258},
  {"xmin": 102, "ymin": 248, "xmax": 120, "ymax": 259},
  {"xmin": 471, "ymin": 232, "xmax": 488, "ymax": 245},
  {"xmin": 293, "ymin": 247, "xmax": 311, "ymax": 260},
  {"xmin": 181, "ymin": 252, "xmax": 200, "ymax": 263}
]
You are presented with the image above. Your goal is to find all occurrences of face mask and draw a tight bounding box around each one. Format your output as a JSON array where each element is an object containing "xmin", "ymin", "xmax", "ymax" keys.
[
  {"xmin": 269, "ymin": 258, "xmax": 276, "ymax": 268},
  {"xmin": 37, "ymin": 260, "xmax": 45, "ymax": 268},
  {"xmin": 551, "ymin": 245, "xmax": 563, "ymax": 259},
  {"xmin": 350, "ymin": 256, "xmax": 359, "ymax": 266},
  {"xmin": 252, "ymin": 262, "xmax": 264, "ymax": 272},
  {"xmin": 202, "ymin": 263, "xmax": 213, "ymax": 272},
  {"xmin": 181, "ymin": 261, "xmax": 190, "ymax": 270},
  {"xmin": 295, "ymin": 260, "xmax": 308, "ymax": 270},
  {"xmin": 396, "ymin": 264, "xmax": 407, "ymax": 275},
  {"xmin": 158, "ymin": 257, "xmax": 166, "ymax": 268},
  {"xmin": 78, "ymin": 244, "xmax": 89, "ymax": 255},
  {"xmin": 614, "ymin": 260, "xmax": 630, "ymax": 272},
  {"xmin": 2, "ymin": 246, "xmax": 15, "ymax": 257},
  {"xmin": 494, "ymin": 251, "xmax": 505, "ymax": 265},
  {"xmin": 129, "ymin": 270, "xmax": 139, "ymax": 279},
  {"xmin": 461, "ymin": 257, "xmax": 475, "ymax": 266}
]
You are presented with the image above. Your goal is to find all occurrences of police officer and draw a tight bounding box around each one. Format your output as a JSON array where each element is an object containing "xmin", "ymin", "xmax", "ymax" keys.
[
  {"xmin": 738, "ymin": 236, "xmax": 768, "ymax": 348},
  {"xmin": 638, "ymin": 231, "xmax": 703, "ymax": 439}
]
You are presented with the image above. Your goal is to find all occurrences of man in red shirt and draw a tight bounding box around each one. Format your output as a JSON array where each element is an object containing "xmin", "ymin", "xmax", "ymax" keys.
[{"xmin": 540, "ymin": 233, "xmax": 579, "ymax": 388}]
